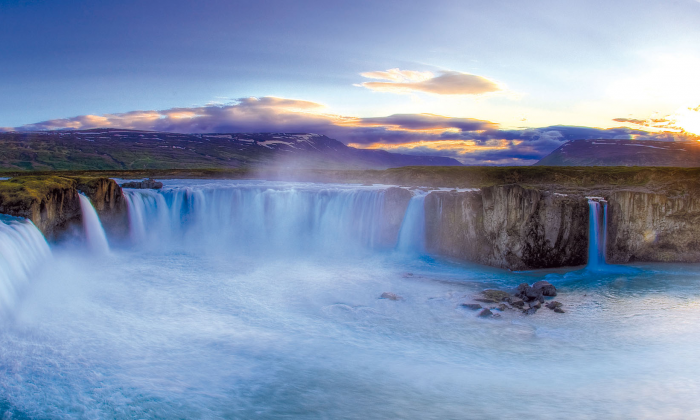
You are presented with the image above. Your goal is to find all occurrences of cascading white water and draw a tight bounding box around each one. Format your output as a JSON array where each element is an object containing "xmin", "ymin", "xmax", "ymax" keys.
[
  {"xmin": 123, "ymin": 182, "xmax": 389, "ymax": 254},
  {"xmin": 0, "ymin": 216, "xmax": 51, "ymax": 311},
  {"xmin": 396, "ymin": 193, "xmax": 427, "ymax": 254},
  {"xmin": 3, "ymin": 180, "xmax": 700, "ymax": 418},
  {"xmin": 587, "ymin": 198, "xmax": 607, "ymax": 268},
  {"xmin": 79, "ymin": 194, "xmax": 110, "ymax": 254}
]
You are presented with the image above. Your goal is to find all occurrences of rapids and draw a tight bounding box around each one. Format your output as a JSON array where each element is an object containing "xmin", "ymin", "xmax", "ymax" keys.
[{"xmin": 2, "ymin": 180, "xmax": 700, "ymax": 419}]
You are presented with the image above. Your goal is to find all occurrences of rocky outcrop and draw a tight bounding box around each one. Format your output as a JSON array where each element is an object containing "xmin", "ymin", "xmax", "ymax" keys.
[
  {"xmin": 607, "ymin": 191, "xmax": 700, "ymax": 263},
  {"xmin": 425, "ymin": 185, "xmax": 589, "ymax": 270},
  {"xmin": 121, "ymin": 178, "xmax": 163, "ymax": 189},
  {"xmin": 0, "ymin": 177, "xmax": 128, "ymax": 241},
  {"xmin": 77, "ymin": 178, "xmax": 130, "ymax": 239},
  {"xmin": 377, "ymin": 187, "xmax": 412, "ymax": 247},
  {"xmin": 0, "ymin": 183, "xmax": 81, "ymax": 240}
]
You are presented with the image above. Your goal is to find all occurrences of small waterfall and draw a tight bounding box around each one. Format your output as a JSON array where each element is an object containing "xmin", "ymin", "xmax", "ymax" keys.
[
  {"xmin": 79, "ymin": 194, "xmax": 110, "ymax": 254},
  {"xmin": 0, "ymin": 216, "xmax": 51, "ymax": 311},
  {"xmin": 587, "ymin": 198, "xmax": 607, "ymax": 268},
  {"xmin": 396, "ymin": 193, "xmax": 427, "ymax": 254}
]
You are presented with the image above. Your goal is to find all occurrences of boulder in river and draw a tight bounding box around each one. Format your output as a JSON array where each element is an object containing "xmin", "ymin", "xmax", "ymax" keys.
[
  {"xmin": 515, "ymin": 283, "xmax": 542, "ymax": 302},
  {"xmin": 461, "ymin": 303, "xmax": 483, "ymax": 310},
  {"xmin": 478, "ymin": 308, "xmax": 494, "ymax": 318},
  {"xmin": 533, "ymin": 280, "xmax": 557, "ymax": 297},
  {"xmin": 523, "ymin": 307, "xmax": 538, "ymax": 315},
  {"xmin": 121, "ymin": 178, "xmax": 163, "ymax": 189},
  {"xmin": 380, "ymin": 292, "xmax": 402, "ymax": 301},
  {"xmin": 545, "ymin": 301, "xmax": 563, "ymax": 310},
  {"xmin": 482, "ymin": 289, "xmax": 511, "ymax": 302},
  {"xmin": 510, "ymin": 297, "xmax": 525, "ymax": 308}
]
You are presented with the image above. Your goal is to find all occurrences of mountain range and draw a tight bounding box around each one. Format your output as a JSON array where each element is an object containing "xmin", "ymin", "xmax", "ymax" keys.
[
  {"xmin": 0, "ymin": 129, "xmax": 461, "ymax": 171},
  {"xmin": 536, "ymin": 139, "xmax": 700, "ymax": 166}
]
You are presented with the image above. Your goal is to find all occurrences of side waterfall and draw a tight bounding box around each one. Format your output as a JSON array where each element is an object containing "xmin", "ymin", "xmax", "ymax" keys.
[
  {"xmin": 587, "ymin": 198, "xmax": 607, "ymax": 268},
  {"xmin": 396, "ymin": 193, "xmax": 427, "ymax": 254},
  {"xmin": 0, "ymin": 216, "xmax": 51, "ymax": 311},
  {"xmin": 123, "ymin": 184, "xmax": 388, "ymax": 253},
  {"xmin": 79, "ymin": 194, "xmax": 110, "ymax": 253}
]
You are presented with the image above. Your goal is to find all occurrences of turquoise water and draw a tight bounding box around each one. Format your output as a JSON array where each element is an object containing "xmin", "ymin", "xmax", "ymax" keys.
[{"xmin": 1, "ymin": 181, "xmax": 700, "ymax": 419}]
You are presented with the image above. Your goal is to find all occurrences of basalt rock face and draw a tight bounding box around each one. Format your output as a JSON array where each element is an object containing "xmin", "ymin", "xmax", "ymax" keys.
[
  {"xmin": 0, "ymin": 185, "xmax": 82, "ymax": 241},
  {"xmin": 377, "ymin": 187, "xmax": 412, "ymax": 247},
  {"xmin": 425, "ymin": 185, "xmax": 589, "ymax": 270},
  {"xmin": 77, "ymin": 178, "xmax": 130, "ymax": 239},
  {"xmin": 0, "ymin": 177, "xmax": 128, "ymax": 241},
  {"xmin": 607, "ymin": 191, "xmax": 700, "ymax": 263}
]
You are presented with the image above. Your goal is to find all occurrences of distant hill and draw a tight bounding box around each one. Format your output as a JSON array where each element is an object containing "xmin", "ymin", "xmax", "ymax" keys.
[
  {"xmin": 536, "ymin": 139, "xmax": 700, "ymax": 166},
  {"xmin": 0, "ymin": 129, "xmax": 461, "ymax": 171}
]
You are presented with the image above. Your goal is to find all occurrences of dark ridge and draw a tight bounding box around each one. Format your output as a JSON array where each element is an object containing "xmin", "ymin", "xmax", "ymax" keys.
[
  {"xmin": 0, "ymin": 130, "xmax": 461, "ymax": 171},
  {"xmin": 536, "ymin": 139, "xmax": 700, "ymax": 167}
]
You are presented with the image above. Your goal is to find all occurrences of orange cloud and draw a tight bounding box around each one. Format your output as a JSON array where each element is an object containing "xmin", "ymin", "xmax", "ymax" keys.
[
  {"xmin": 359, "ymin": 69, "xmax": 502, "ymax": 95},
  {"xmin": 613, "ymin": 105, "xmax": 700, "ymax": 138},
  {"xmin": 349, "ymin": 139, "xmax": 517, "ymax": 154}
]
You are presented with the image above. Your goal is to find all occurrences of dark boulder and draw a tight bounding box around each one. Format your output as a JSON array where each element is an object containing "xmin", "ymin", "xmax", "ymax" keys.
[
  {"xmin": 533, "ymin": 280, "xmax": 557, "ymax": 297},
  {"xmin": 515, "ymin": 283, "xmax": 542, "ymax": 302},
  {"xmin": 545, "ymin": 301, "xmax": 563, "ymax": 310},
  {"xmin": 461, "ymin": 303, "xmax": 483, "ymax": 310},
  {"xmin": 478, "ymin": 308, "xmax": 494, "ymax": 318},
  {"xmin": 510, "ymin": 298, "xmax": 525, "ymax": 308},
  {"xmin": 523, "ymin": 307, "xmax": 538, "ymax": 315},
  {"xmin": 482, "ymin": 289, "xmax": 511, "ymax": 302},
  {"xmin": 121, "ymin": 178, "xmax": 163, "ymax": 189}
]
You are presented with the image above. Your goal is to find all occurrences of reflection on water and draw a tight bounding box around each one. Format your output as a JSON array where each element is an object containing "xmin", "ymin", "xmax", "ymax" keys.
[{"xmin": 1, "ymin": 180, "xmax": 699, "ymax": 418}]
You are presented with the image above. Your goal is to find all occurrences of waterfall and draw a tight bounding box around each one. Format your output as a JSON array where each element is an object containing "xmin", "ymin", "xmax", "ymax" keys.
[
  {"xmin": 587, "ymin": 198, "xmax": 607, "ymax": 268},
  {"xmin": 79, "ymin": 194, "xmax": 110, "ymax": 254},
  {"xmin": 122, "ymin": 183, "xmax": 388, "ymax": 253},
  {"xmin": 396, "ymin": 193, "xmax": 427, "ymax": 254},
  {"xmin": 0, "ymin": 216, "xmax": 51, "ymax": 311}
]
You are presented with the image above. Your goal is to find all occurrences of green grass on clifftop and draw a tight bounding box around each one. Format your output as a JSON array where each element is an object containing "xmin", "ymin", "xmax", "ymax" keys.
[{"xmin": 0, "ymin": 176, "xmax": 77, "ymax": 207}]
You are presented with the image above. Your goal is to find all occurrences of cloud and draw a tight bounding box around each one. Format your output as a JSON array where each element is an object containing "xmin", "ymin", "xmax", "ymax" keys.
[
  {"xmin": 614, "ymin": 105, "xmax": 700, "ymax": 137},
  {"xmin": 6, "ymin": 97, "xmax": 698, "ymax": 165},
  {"xmin": 345, "ymin": 113, "xmax": 497, "ymax": 132},
  {"xmin": 12, "ymin": 97, "xmax": 333, "ymax": 134},
  {"xmin": 359, "ymin": 69, "xmax": 502, "ymax": 95},
  {"xmin": 359, "ymin": 69, "xmax": 433, "ymax": 83}
]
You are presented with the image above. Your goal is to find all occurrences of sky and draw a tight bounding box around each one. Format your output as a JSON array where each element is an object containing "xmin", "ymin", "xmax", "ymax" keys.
[{"xmin": 1, "ymin": 0, "xmax": 699, "ymax": 164}]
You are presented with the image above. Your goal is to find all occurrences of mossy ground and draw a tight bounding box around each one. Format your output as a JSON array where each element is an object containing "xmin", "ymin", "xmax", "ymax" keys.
[
  {"xmin": 0, "ymin": 175, "xmax": 115, "ymax": 208},
  {"xmin": 0, "ymin": 176, "xmax": 77, "ymax": 207}
]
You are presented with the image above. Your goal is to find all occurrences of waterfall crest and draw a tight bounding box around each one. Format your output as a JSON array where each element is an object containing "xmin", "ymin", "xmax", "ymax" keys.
[
  {"xmin": 79, "ymin": 194, "xmax": 110, "ymax": 254},
  {"xmin": 587, "ymin": 198, "xmax": 607, "ymax": 268},
  {"xmin": 396, "ymin": 193, "xmax": 427, "ymax": 254},
  {"xmin": 0, "ymin": 216, "xmax": 51, "ymax": 311},
  {"xmin": 123, "ymin": 183, "xmax": 389, "ymax": 253}
]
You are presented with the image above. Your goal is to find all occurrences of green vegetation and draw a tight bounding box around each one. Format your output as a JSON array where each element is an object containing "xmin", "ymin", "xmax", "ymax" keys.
[
  {"xmin": 0, "ymin": 175, "xmax": 118, "ymax": 209},
  {"xmin": 0, "ymin": 176, "xmax": 77, "ymax": 207}
]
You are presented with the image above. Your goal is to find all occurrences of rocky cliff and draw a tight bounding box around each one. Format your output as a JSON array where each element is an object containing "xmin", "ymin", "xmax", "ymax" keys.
[
  {"xmin": 377, "ymin": 187, "xmax": 412, "ymax": 247},
  {"xmin": 425, "ymin": 185, "xmax": 589, "ymax": 270},
  {"xmin": 607, "ymin": 191, "xmax": 700, "ymax": 263},
  {"xmin": 76, "ymin": 177, "xmax": 129, "ymax": 238},
  {"xmin": 0, "ymin": 176, "xmax": 127, "ymax": 240}
]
